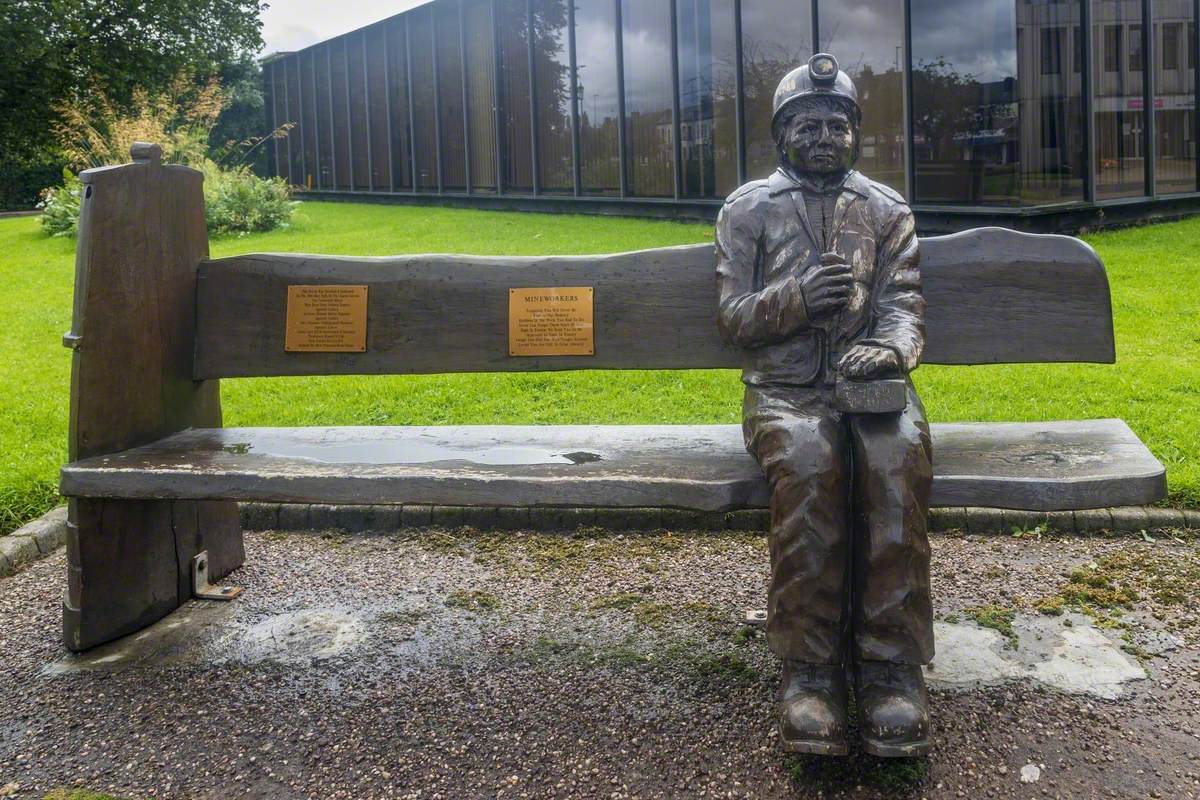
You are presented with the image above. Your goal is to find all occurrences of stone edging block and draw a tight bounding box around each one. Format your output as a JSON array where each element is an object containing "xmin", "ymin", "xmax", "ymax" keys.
[
  {"xmin": 0, "ymin": 506, "xmax": 68, "ymax": 578},
  {"xmin": 238, "ymin": 502, "xmax": 1199, "ymax": 535},
  {"xmin": 3, "ymin": 502, "xmax": 1197, "ymax": 583}
]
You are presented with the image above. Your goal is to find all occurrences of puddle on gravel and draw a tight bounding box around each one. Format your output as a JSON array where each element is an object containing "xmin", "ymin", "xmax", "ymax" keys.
[
  {"xmin": 218, "ymin": 436, "xmax": 604, "ymax": 466},
  {"xmin": 44, "ymin": 603, "xmax": 1147, "ymax": 701},
  {"xmin": 240, "ymin": 609, "xmax": 367, "ymax": 664}
]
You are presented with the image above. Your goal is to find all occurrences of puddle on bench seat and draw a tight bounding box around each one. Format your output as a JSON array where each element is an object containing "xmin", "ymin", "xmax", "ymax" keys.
[{"xmin": 221, "ymin": 438, "xmax": 604, "ymax": 467}]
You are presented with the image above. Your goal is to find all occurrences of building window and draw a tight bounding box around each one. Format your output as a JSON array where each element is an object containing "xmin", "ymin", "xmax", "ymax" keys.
[
  {"xmin": 464, "ymin": 0, "xmax": 499, "ymax": 193},
  {"xmin": 818, "ymin": 0, "xmax": 908, "ymax": 196},
  {"xmin": 364, "ymin": 25, "xmax": 390, "ymax": 191},
  {"xmin": 1074, "ymin": 25, "xmax": 1083, "ymax": 74},
  {"xmin": 1130, "ymin": 25, "xmax": 1143, "ymax": 72},
  {"xmin": 575, "ymin": 0, "xmax": 621, "ymax": 195},
  {"xmin": 383, "ymin": 19, "xmax": 412, "ymax": 191},
  {"xmin": 911, "ymin": 0, "xmax": 1083, "ymax": 206},
  {"xmin": 677, "ymin": 0, "xmax": 738, "ymax": 199},
  {"xmin": 1042, "ymin": 27, "xmax": 1063, "ymax": 75},
  {"xmin": 497, "ymin": 0, "xmax": 533, "ymax": 193},
  {"xmin": 1155, "ymin": 5, "xmax": 1197, "ymax": 194},
  {"xmin": 621, "ymin": 0, "xmax": 676, "ymax": 197},
  {"xmin": 1163, "ymin": 22, "xmax": 1181, "ymax": 71},
  {"xmin": 741, "ymin": 0, "xmax": 813, "ymax": 180},
  {"xmin": 1104, "ymin": 25, "xmax": 1121, "ymax": 72},
  {"xmin": 533, "ymin": 0, "xmax": 573, "ymax": 194},
  {"xmin": 1095, "ymin": 2, "xmax": 1145, "ymax": 199}
]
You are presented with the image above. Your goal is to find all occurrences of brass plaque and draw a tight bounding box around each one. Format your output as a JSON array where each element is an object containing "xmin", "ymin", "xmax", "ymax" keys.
[
  {"xmin": 508, "ymin": 287, "xmax": 595, "ymax": 357},
  {"xmin": 284, "ymin": 285, "xmax": 369, "ymax": 353}
]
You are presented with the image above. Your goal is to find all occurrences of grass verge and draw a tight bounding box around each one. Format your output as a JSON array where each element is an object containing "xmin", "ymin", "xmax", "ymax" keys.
[{"xmin": 1, "ymin": 201, "xmax": 1197, "ymax": 534}]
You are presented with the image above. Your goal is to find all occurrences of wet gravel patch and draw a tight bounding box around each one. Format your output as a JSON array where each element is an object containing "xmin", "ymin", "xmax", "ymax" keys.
[{"xmin": 0, "ymin": 529, "xmax": 1198, "ymax": 799}]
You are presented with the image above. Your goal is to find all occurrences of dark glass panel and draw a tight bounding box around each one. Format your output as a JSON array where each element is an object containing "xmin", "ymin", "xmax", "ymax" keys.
[
  {"xmin": 274, "ymin": 60, "xmax": 293, "ymax": 182},
  {"xmin": 1129, "ymin": 25, "xmax": 1143, "ymax": 72},
  {"xmin": 741, "ymin": 0, "xmax": 813, "ymax": 179},
  {"xmin": 575, "ymin": 0, "xmax": 621, "ymax": 195},
  {"xmin": 1155, "ymin": 1, "xmax": 1196, "ymax": 194},
  {"xmin": 330, "ymin": 42, "xmax": 353, "ymax": 190},
  {"xmin": 465, "ymin": 0, "xmax": 499, "ymax": 192},
  {"xmin": 499, "ymin": 0, "xmax": 534, "ymax": 192},
  {"xmin": 818, "ymin": 0, "xmax": 908, "ymax": 195},
  {"xmin": 266, "ymin": 60, "xmax": 283, "ymax": 180},
  {"xmin": 410, "ymin": 8, "xmax": 441, "ymax": 191},
  {"xmin": 621, "ymin": 0, "xmax": 675, "ymax": 197},
  {"xmin": 365, "ymin": 25, "xmax": 392, "ymax": 190},
  {"xmin": 1094, "ymin": 0, "xmax": 1146, "ymax": 198},
  {"xmin": 347, "ymin": 33, "xmax": 371, "ymax": 189},
  {"xmin": 315, "ymin": 45, "xmax": 335, "ymax": 189},
  {"xmin": 436, "ymin": 0, "xmax": 468, "ymax": 191},
  {"xmin": 911, "ymin": 0, "xmax": 1084, "ymax": 206},
  {"xmin": 300, "ymin": 51, "xmax": 319, "ymax": 190},
  {"xmin": 385, "ymin": 20, "xmax": 413, "ymax": 190},
  {"xmin": 676, "ymin": 0, "xmax": 738, "ymax": 199},
  {"xmin": 284, "ymin": 57, "xmax": 305, "ymax": 186},
  {"xmin": 533, "ymin": 0, "xmax": 573, "ymax": 193}
]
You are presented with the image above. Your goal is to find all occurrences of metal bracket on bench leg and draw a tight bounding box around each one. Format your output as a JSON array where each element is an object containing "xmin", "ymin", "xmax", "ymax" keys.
[
  {"xmin": 744, "ymin": 609, "xmax": 767, "ymax": 628},
  {"xmin": 191, "ymin": 550, "xmax": 243, "ymax": 601}
]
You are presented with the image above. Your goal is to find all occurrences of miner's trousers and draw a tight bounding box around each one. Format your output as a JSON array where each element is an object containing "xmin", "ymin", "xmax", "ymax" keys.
[{"xmin": 742, "ymin": 382, "xmax": 935, "ymax": 665}]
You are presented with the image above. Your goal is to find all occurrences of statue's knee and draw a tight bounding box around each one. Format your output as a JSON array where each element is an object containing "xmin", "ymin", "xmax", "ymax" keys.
[{"xmin": 772, "ymin": 432, "xmax": 842, "ymax": 489}]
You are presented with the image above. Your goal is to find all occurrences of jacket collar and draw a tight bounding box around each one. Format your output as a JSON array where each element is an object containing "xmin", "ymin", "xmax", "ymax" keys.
[{"xmin": 767, "ymin": 167, "xmax": 870, "ymax": 198}]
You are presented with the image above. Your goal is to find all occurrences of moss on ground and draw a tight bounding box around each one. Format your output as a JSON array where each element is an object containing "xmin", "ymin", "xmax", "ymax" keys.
[
  {"xmin": 521, "ymin": 634, "xmax": 764, "ymax": 690},
  {"xmin": 966, "ymin": 604, "xmax": 1019, "ymax": 648},
  {"xmin": 408, "ymin": 526, "xmax": 765, "ymax": 581},
  {"xmin": 444, "ymin": 589, "xmax": 500, "ymax": 612},
  {"xmin": 1034, "ymin": 543, "xmax": 1200, "ymax": 641},
  {"xmin": 376, "ymin": 609, "xmax": 429, "ymax": 626}
]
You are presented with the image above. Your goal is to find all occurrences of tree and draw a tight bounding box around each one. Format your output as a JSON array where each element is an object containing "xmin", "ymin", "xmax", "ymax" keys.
[{"xmin": 0, "ymin": 0, "xmax": 266, "ymax": 203}]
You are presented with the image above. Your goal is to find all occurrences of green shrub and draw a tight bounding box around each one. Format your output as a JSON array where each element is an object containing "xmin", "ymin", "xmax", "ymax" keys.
[
  {"xmin": 202, "ymin": 160, "xmax": 295, "ymax": 235},
  {"xmin": 36, "ymin": 162, "xmax": 294, "ymax": 238},
  {"xmin": 37, "ymin": 169, "xmax": 83, "ymax": 237}
]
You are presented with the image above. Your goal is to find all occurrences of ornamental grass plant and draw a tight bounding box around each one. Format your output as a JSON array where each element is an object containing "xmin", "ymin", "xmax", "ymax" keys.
[{"xmin": 38, "ymin": 74, "xmax": 293, "ymax": 237}]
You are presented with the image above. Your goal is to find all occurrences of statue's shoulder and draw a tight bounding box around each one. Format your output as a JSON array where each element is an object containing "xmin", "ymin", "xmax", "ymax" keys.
[
  {"xmin": 860, "ymin": 174, "xmax": 910, "ymax": 209},
  {"xmin": 722, "ymin": 178, "xmax": 770, "ymax": 208}
]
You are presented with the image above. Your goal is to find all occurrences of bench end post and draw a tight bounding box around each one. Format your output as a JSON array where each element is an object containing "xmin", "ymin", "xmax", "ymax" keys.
[{"xmin": 62, "ymin": 144, "xmax": 243, "ymax": 652}]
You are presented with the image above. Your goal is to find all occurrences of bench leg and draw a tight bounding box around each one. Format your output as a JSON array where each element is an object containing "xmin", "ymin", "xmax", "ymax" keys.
[{"xmin": 63, "ymin": 498, "xmax": 244, "ymax": 652}]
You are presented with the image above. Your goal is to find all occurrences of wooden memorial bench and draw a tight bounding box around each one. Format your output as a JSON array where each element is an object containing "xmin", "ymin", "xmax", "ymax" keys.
[{"xmin": 58, "ymin": 145, "xmax": 1167, "ymax": 651}]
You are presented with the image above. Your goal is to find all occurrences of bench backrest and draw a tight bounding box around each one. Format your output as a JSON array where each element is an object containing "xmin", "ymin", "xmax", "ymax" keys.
[{"xmin": 194, "ymin": 228, "xmax": 1114, "ymax": 380}]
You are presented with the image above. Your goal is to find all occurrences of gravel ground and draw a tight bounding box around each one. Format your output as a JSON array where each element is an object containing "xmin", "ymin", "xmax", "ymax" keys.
[{"xmin": 0, "ymin": 527, "xmax": 1198, "ymax": 799}]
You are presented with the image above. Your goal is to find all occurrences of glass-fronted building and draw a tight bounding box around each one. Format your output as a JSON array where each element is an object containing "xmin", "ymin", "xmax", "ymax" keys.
[{"xmin": 263, "ymin": 0, "xmax": 1200, "ymax": 231}]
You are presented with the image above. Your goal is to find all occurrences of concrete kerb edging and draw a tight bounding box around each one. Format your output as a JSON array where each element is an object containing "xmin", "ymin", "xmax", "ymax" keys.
[
  {"xmin": 241, "ymin": 502, "xmax": 1200, "ymax": 536},
  {"xmin": 2, "ymin": 503, "xmax": 1197, "ymax": 580},
  {"xmin": 0, "ymin": 506, "xmax": 68, "ymax": 578}
]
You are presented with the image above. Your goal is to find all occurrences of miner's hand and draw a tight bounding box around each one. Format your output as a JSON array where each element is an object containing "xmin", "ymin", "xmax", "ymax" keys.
[
  {"xmin": 798, "ymin": 253, "xmax": 854, "ymax": 319},
  {"xmin": 839, "ymin": 345, "xmax": 900, "ymax": 380}
]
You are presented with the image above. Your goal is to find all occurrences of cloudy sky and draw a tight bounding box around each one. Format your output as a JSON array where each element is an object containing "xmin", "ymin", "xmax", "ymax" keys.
[{"xmin": 261, "ymin": 0, "xmax": 426, "ymax": 54}]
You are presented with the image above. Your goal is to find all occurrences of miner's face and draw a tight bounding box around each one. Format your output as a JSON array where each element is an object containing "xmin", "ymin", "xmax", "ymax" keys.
[{"xmin": 782, "ymin": 106, "xmax": 856, "ymax": 175}]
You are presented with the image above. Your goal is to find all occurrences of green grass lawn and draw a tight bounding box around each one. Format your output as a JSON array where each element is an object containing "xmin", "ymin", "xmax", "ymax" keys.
[{"xmin": 1, "ymin": 201, "xmax": 1197, "ymax": 534}]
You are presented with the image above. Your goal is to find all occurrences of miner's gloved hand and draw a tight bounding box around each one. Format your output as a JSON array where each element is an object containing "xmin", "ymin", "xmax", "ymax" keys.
[
  {"xmin": 798, "ymin": 253, "xmax": 854, "ymax": 319},
  {"xmin": 839, "ymin": 345, "xmax": 900, "ymax": 380}
]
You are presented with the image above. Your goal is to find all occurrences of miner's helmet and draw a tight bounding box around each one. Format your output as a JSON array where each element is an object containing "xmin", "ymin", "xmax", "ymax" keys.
[{"xmin": 771, "ymin": 53, "xmax": 862, "ymax": 128}]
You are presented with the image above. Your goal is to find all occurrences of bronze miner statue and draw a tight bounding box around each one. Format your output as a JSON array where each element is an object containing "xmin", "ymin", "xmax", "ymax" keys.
[{"xmin": 716, "ymin": 53, "xmax": 933, "ymax": 758}]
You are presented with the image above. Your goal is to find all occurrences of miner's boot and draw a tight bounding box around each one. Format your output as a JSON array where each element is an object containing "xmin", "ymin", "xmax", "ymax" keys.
[
  {"xmin": 854, "ymin": 661, "xmax": 932, "ymax": 757},
  {"xmin": 777, "ymin": 661, "xmax": 850, "ymax": 756}
]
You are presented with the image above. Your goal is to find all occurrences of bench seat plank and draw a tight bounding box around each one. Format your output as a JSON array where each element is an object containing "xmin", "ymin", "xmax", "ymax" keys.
[{"xmin": 61, "ymin": 420, "xmax": 1165, "ymax": 513}]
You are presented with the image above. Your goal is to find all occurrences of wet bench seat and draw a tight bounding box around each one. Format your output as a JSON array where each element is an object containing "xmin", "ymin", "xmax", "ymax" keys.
[
  {"xmin": 58, "ymin": 149, "xmax": 1165, "ymax": 651},
  {"xmin": 61, "ymin": 421, "xmax": 1166, "ymax": 514}
]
